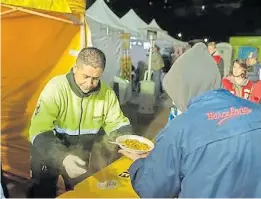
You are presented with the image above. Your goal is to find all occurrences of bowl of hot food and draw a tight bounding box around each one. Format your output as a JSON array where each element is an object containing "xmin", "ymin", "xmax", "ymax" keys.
[{"xmin": 116, "ymin": 135, "xmax": 154, "ymax": 154}]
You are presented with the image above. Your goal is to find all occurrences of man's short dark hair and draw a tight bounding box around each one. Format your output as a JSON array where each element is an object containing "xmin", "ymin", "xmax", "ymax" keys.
[
  {"xmin": 76, "ymin": 47, "xmax": 106, "ymax": 70},
  {"xmin": 155, "ymin": 45, "xmax": 160, "ymax": 51}
]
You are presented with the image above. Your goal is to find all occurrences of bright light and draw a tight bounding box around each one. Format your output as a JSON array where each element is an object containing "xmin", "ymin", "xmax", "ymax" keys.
[
  {"xmin": 204, "ymin": 38, "xmax": 208, "ymax": 42},
  {"xmin": 130, "ymin": 36, "xmax": 138, "ymax": 40},
  {"xmin": 201, "ymin": 5, "xmax": 205, "ymax": 10},
  {"xmin": 149, "ymin": 1, "xmax": 153, "ymax": 5},
  {"xmin": 143, "ymin": 42, "xmax": 151, "ymax": 50},
  {"xmin": 178, "ymin": 33, "xmax": 182, "ymax": 38},
  {"xmin": 164, "ymin": 0, "xmax": 168, "ymax": 3},
  {"xmin": 106, "ymin": 0, "xmax": 110, "ymax": 2}
]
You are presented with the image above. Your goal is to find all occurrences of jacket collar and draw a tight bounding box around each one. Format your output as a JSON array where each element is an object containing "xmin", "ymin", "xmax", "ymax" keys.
[
  {"xmin": 66, "ymin": 68, "xmax": 101, "ymax": 98},
  {"xmin": 187, "ymin": 89, "xmax": 229, "ymax": 108}
]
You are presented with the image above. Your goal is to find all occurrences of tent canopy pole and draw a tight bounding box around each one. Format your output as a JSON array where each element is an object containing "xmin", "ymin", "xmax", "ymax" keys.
[
  {"xmin": 1, "ymin": 8, "xmax": 16, "ymax": 16},
  {"xmin": 1, "ymin": 4, "xmax": 75, "ymax": 24},
  {"xmin": 80, "ymin": 14, "xmax": 87, "ymax": 48}
]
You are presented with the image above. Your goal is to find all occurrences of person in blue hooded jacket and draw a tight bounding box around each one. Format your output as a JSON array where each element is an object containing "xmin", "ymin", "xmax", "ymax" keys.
[{"xmin": 119, "ymin": 43, "xmax": 261, "ymax": 198}]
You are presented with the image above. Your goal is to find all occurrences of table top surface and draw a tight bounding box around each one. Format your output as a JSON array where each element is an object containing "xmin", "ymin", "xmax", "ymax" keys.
[{"xmin": 58, "ymin": 157, "xmax": 139, "ymax": 198}]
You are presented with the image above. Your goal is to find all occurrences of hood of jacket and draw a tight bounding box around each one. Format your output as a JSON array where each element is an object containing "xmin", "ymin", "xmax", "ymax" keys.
[{"xmin": 162, "ymin": 43, "xmax": 221, "ymax": 112}]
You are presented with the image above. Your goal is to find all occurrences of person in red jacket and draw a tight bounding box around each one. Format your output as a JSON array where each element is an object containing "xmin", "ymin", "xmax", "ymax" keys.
[
  {"xmin": 208, "ymin": 42, "xmax": 224, "ymax": 78},
  {"xmin": 222, "ymin": 59, "xmax": 255, "ymax": 102}
]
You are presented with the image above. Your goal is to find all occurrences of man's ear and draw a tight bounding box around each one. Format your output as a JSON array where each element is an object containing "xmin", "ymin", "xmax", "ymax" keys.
[{"xmin": 73, "ymin": 65, "xmax": 77, "ymax": 74}]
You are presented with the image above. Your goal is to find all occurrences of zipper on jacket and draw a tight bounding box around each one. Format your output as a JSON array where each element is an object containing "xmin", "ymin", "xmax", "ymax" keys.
[{"xmin": 78, "ymin": 98, "xmax": 84, "ymax": 143}]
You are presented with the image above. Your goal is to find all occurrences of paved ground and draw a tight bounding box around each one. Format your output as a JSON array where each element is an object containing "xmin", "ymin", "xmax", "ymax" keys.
[{"xmin": 3, "ymin": 93, "xmax": 172, "ymax": 198}]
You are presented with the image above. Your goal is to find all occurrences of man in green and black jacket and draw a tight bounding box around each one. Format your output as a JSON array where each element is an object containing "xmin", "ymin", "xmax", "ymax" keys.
[{"xmin": 28, "ymin": 47, "xmax": 133, "ymax": 198}]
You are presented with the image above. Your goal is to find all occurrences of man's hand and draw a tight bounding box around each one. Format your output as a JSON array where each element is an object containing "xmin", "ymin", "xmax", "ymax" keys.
[
  {"xmin": 118, "ymin": 149, "xmax": 150, "ymax": 162},
  {"xmin": 62, "ymin": 154, "xmax": 87, "ymax": 178}
]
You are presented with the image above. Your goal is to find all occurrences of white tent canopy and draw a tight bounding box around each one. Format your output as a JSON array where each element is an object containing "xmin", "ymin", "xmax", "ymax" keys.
[
  {"xmin": 148, "ymin": 19, "xmax": 167, "ymax": 33},
  {"xmin": 144, "ymin": 19, "xmax": 185, "ymax": 46},
  {"xmin": 120, "ymin": 9, "xmax": 148, "ymax": 35},
  {"xmin": 129, "ymin": 18, "xmax": 186, "ymax": 69},
  {"xmin": 86, "ymin": 0, "xmax": 127, "ymax": 85},
  {"xmin": 86, "ymin": 0, "xmax": 138, "ymax": 35}
]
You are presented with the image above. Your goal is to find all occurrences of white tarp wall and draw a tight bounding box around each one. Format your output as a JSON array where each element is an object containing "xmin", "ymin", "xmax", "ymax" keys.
[
  {"xmin": 86, "ymin": 0, "xmax": 138, "ymax": 85},
  {"xmin": 120, "ymin": 12, "xmax": 186, "ymax": 68},
  {"xmin": 120, "ymin": 9, "xmax": 148, "ymax": 68},
  {"xmin": 86, "ymin": 0, "xmax": 134, "ymax": 33},
  {"xmin": 147, "ymin": 19, "xmax": 186, "ymax": 47},
  {"xmin": 130, "ymin": 39, "xmax": 148, "ymax": 68},
  {"xmin": 87, "ymin": 17, "xmax": 122, "ymax": 85},
  {"xmin": 120, "ymin": 9, "xmax": 148, "ymax": 40}
]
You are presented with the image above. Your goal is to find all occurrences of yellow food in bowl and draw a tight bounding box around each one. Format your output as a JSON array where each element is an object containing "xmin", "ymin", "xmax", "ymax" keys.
[{"xmin": 120, "ymin": 139, "xmax": 150, "ymax": 151}]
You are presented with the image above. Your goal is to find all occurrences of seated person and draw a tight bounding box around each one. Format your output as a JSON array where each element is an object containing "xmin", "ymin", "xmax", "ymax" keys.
[{"xmin": 222, "ymin": 59, "xmax": 255, "ymax": 102}]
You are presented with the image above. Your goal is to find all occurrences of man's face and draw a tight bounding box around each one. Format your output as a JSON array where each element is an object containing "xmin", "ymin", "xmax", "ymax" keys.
[
  {"xmin": 208, "ymin": 46, "xmax": 215, "ymax": 54},
  {"xmin": 246, "ymin": 58, "xmax": 257, "ymax": 66},
  {"xmin": 232, "ymin": 62, "xmax": 244, "ymax": 77},
  {"xmin": 73, "ymin": 64, "xmax": 103, "ymax": 93}
]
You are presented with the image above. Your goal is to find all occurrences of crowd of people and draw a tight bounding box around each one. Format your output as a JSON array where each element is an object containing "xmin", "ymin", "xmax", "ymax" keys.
[
  {"xmin": 132, "ymin": 40, "xmax": 261, "ymax": 108},
  {"xmin": 207, "ymin": 42, "xmax": 261, "ymax": 104},
  {"xmin": 168, "ymin": 41, "xmax": 261, "ymax": 120}
]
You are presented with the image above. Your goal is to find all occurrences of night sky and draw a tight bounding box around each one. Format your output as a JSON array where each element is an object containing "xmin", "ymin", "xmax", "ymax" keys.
[{"xmin": 87, "ymin": 0, "xmax": 261, "ymax": 42}]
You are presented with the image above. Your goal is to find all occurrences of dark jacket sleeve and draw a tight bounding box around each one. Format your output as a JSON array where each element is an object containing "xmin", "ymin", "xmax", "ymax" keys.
[{"xmin": 32, "ymin": 131, "xmax": 69, "ymax": 168}]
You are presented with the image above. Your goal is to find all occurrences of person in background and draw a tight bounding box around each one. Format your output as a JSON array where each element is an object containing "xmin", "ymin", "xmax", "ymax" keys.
[
  {"xmin": 162, "ymin": 54, "xmax": 171, "ymax": 73},
  {"xmin": 171, "ymin": 46, "xmax": 189, "ymax": 65},
  {"xmin": 160, "ymin": 54, "xmax": 172, "ymax": 93},
  {"xmin": 131, "ymin": 64, "xmax": 137, "ymax": 91},
  {"xmin": 119, "ymin": 43, "xmax": 261, "ymax": 197},
  {"xmin": 136, "ymin": 61, "xmax": 148, "ymax": 93},
  {"xmin": 151, "ymin": 45, "xmax": 164, "ymax": 99},
  {"xmin": 222, "ymin": 59, "xmax": 258, "ymax": 103},
  {"xmin": 246, "ymin": 51, "xmax": 261, "ymax": 82},
  {"xmin": 208, "ymin": 42, "xmax": 225, "ymax": 78},
  {"xmin": 28, "ymin": 47, "xmax": 133, "ymax": 198}
]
